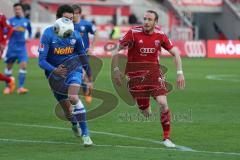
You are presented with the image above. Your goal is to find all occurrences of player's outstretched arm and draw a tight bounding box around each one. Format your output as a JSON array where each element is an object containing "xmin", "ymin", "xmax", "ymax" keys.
[
  {"xmin": 168, "ymin": 47, "xmax": 185, "ymax": 89},
  {"xmin": 112, "ymin": 45, "xmax": 124, "ymax": 87}
]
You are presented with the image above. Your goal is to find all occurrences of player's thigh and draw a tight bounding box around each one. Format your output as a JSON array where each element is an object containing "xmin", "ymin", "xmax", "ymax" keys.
[
  {"xmin": 19, "ymin": 61, "xmax": 27, "ymax": 69},
  {"xmin": 6, "ymin": 62, "xmax": 15, "ymax": 70},
  {"xmin": 4, "ymin": 55, "xmax": 17, "ymax": 69},
  {"xmin": 53, "ymin": 91, "xmax": 68, "ymax": 102},
  {"xmin": 136, "ymin": 97, "xmax": 150, "ymax": 110},
  {"xmin": 155, "ymin": 95, "xmax": 168, "ymax": 107},
  {"xmin": 66, "ymin": 72, "xmax": 82, "ymax": 100},
  {"xmin": 65, "ymin": 72, "xmax": 82, "ymax": 86},
  {"xmin": 68, "ymin": 84, "xmax": 81, "ymax": 96},
  {"xmin": 18, "ymin": 51, "xmax": 28, "ymax": 68},
  {"xmin": 127, "ymin": 84, "xmax": 151, "ymax": 110}
]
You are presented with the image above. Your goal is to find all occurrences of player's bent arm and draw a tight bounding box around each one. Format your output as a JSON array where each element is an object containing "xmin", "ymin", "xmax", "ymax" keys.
[
  {"xmin": 38, "ymin": 32, "xmax": 56, "ymax": 72},
  {"xmin": 27, "ymin": 20, "xmax": 32, "ymax": 39},
  {"xmin": 112, "ymin": 44, "xmax": 125, "ymax": 70},
  {"xmin": 75, "ymin": 33, "xmax": 93, "ymax": 81},
  {"xmin": 112, "ymin": 45, "xmax": 125, "ymax": 86},
  {"xmin": 79, "ymin": 54, "xmax": 93, "ymax": 82},
  {"xmin": 90, "ymin": 31, "xmax": 98, "ymax": 51}
]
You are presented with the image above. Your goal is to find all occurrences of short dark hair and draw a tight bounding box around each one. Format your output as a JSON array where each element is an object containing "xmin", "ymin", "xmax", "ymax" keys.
[
  {"xmin": 72, "ymin": 4, "xmax": 82, "ymax": 14},
  {"xmin": 13, "ymin": 3, "xmax": 23, "ymax": 9},
  {"xmin": 146, "ymin": 10, "xmax": 159, "ymax": 21},
  {"xmin": 56, "ymin": 4, "xmax": 74, "ymax": 19}
]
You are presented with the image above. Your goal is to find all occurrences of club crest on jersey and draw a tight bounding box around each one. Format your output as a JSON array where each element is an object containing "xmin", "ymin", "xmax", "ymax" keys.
[
  {"xmin": 80, "ymin": 26, "xmax": 85, "ymax": 31},
  {"xmin": 70, "ymin": 39, "xmax": 76, "ymax": 45},
  {"xmin": 54, "ymin": 47, "xmax": 74, "ymax": 55},
  {"xmin": 155, "ymin": 40, "xmax": 160, "ymax": 47}
]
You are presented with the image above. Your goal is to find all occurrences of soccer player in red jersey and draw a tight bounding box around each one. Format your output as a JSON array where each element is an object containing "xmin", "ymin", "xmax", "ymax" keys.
[
  {"xmin": 0, "ymin": 13, "xmax": 15, "ymax": 94},
  {"xmin": 113, "ymin": 10, "xmax": 185, "ymax": 147}
]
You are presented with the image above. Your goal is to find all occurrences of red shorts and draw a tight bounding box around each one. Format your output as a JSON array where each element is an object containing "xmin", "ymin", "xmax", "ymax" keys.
[
  {"xmin": 125, "ymin": 62, "xmax": 168, "ymax": 110},
  {"xmin": 127, "ymin": 71, "xmax": 167, "ymax": 110}
]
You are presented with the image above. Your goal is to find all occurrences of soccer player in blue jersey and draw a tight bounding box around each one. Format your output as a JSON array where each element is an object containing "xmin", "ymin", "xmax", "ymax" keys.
[
  {"xmin": 38, "ymin": 5, "xmax": 93, "ymax": 146},
  {"xmin": 4, "ymin": 3, "xmax": 32, "ymax": 94},
  {"xmin": 72, "ymin": 4, "xmax": 97, "ymax": 104}
]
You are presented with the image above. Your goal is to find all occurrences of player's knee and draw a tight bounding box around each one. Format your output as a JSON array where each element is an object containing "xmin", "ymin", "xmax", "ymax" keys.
[
  {"xmin": 68, "ymin": 95, "xmax": 79, "ymax": 104},
  {"xmin": 157, "ymin": 99, "xmax": 168, "ymax": 108},
  {"xmin": 19, "ymin": 69, "xmax": 27, "ymax": 74},
  {"xmin": 20, "ymin": 62, "xmax": 27, "ymax": 69},
  {"xmin": 4, "ymin": 68, "xmax": 12, "ymax": 76}
]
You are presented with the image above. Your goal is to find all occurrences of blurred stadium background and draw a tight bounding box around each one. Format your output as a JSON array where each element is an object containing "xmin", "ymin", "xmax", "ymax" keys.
[
  {"xmin": 1, "ymin": 0, "xmax": 240, "ymax": 58},
  {"xmin": 0, "ymin": 0, "xmax": 240, "ymax": 160}
]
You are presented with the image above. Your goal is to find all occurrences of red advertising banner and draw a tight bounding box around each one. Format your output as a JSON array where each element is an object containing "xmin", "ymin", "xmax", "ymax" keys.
[
  {"xmin": 161, "ymin": 40, "xmax": 206, "ymax": 57},
  {"xmin": 171, "ymin": 0, "xmax": 223, "ymax": 6},
  {"xmin": 26, "ymin": 39, "xmax": 206, "ymax": 58},
  {"xmin": 26, "ymin": 39, "xmax": 39, "ymax": 58},
  {"xmin": 207, "ymin": 40, "xmax": 240, "ymax": 58}
]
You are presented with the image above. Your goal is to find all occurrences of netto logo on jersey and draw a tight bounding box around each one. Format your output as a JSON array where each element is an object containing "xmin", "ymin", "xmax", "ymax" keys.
[
  {"xmin": 54, "ymin": 47, "xmax": 74, "ymax": 55},
  {"xmin": 140, "ymin": 48, "xmax": 155, "ymax": 54},
  {"xmin": 15, "ymin": 26, "xmax": 25, "ymax": 32}
]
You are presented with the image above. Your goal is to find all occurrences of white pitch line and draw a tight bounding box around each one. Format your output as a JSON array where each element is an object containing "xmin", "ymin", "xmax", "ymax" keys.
[
  {"xmin": 206, "ymin": 74, "xmax": 240, "ymax": 82},
  {"xmin": 1, "ymin": 138, "xmax": 240, "ymax": 157},
  {"xmin": 0, "ymin": 122, "xmax": 192, "ymax": 151},
  {"xmin": 1, "ymin": 122, "xmax": 240, "ymax": 156}
]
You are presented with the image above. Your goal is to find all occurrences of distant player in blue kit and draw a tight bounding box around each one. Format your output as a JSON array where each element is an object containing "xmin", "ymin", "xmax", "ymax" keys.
[
  {"xmin": 38, "ymin": 5, "xmax": 93, "ymax": 146},
  {"xmin": 4, "ymin": 3, "xmax": 32, "ymax": 94},
  {"xmin": 72, "ymin": 4, "xmax": 97, "ymax": 104}
]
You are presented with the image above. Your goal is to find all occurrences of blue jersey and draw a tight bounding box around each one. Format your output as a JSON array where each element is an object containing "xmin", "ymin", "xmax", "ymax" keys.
[
  {"xmin": 74, "ymin": 19, "xmax": 96, "ymax": 51},
  {"xmin": 38, "ymin": 26, "xmax": 86, "ymax": 77},
  {"xmin": 7, "ymin": 16, "xmax": 32, "ymax": 50}
]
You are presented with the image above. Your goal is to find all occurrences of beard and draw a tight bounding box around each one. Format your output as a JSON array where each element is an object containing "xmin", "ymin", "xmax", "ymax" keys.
[{"xmin": 143, "ymin": 25, "xmax": 154, "ymax": 34}]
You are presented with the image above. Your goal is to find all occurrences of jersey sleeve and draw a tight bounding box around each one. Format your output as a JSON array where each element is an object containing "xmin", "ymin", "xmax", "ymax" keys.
[
  {"xmin": 75, "ymin": 31, "xmax": 86, "ymax": 55},
  {"xmin": 27, "ymin": 20, "xmax": 32, "ymax": 39},
  {"xmin": 38, "ymin": 29, "xmax": 56, "ymax": 72},
  {"xmin": 0, "ymin": 16, "xmax": 13, "ymax": 46},
  {"xmin": 88, "ymin": 22, "xmax": 96, "ymax": 35},
  {"xmin": 75, "ymin": 31, "xmax": 92, "ymax": 77},
  {"xmin": 119, "ymin": 29, "xmax": 133, "ymax": 48},
  {"xmin": 161, "ymin": 33, "xmax": 173, "ymax": 51}
]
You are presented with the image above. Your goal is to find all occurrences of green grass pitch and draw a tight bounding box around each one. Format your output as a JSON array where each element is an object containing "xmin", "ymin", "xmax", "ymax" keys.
[{"xmin": 0, "ymin": 58, "xmax": 240, "ymax": 160}]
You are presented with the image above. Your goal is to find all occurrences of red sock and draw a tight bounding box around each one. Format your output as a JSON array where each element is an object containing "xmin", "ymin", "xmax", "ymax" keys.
[
  {"xmin": 161, "ymin": 109, "xmax": 171, "ymax": 140},
  {"xmin": 0, "ymin": 73, "xmax": 11, "ymax": 83}
]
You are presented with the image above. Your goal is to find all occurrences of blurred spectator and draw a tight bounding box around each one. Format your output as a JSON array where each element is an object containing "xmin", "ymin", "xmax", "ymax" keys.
[
  {"xmin": 122, "ymin": 19, "xmax": 128, "ymax": 25},
  {"xmin": 34, "ymin": 27, "xmax": 41, "ymax": 39},
  {"xmin": 128, "ymin": 13, "xmax": 138, "ymax": 24},
  {"xmin": 110, "ymin": 25, "xmax": 121, "ymax": 40},
  {"xmin": 112, "ymin": 13, "xmax": 117, "ymax": 25},
  {"xmin": 20, "ymin": 0, "xmax": 31, "ymax": 19}
]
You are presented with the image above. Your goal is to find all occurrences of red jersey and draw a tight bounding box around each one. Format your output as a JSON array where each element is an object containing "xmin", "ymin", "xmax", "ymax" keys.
[
  {"xmin": 119, "ymin": 26, "xmax": 173, "ymax": 63},
  {"xmin": 0, "ymin": 13, "xmax": 13, "ymax": 46}
]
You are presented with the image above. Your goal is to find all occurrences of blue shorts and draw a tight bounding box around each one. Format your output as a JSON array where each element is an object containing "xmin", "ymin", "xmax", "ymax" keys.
[
  {"xmin": 52, "ymin": 71, "xmax": 83, "ymax": 101},
  {"xmin": 5, "ymin": 49, "xmax": 28, "ymax": 64}
]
